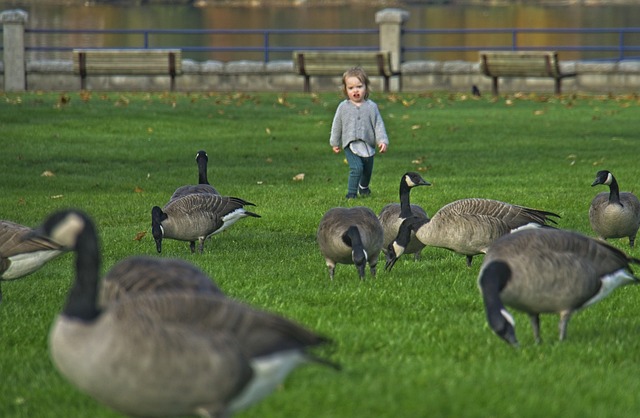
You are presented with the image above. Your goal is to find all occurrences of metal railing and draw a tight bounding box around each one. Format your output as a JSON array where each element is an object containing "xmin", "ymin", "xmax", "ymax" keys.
[
  {"xmin": 402, "ymin": 27, "xmax": 640, "ymax": 62},
  {"xmin": 2, "ymin": 26, "xmax": 640, "ymax": 62}
]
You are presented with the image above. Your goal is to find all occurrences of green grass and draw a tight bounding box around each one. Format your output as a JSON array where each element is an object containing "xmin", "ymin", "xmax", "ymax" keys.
[{"xmin": 1, "ymin": 90, "xmax": 640, "ymax": 418}]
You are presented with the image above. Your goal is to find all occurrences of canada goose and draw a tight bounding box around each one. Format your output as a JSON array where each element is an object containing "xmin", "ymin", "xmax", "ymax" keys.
[
  {"xmin": 152, "ymin": 193, "xmax": 261, "ymax": 254},
  {"xmin": 317, "ymin": 206, "xmax": 384, "ymax": 280},
  {"xmin": 478, "ymin": 227, "xmax": 640, "ymax": 346},
  {"xmin": 170, "ymin": 150, "xmax": 220, "ymax": 201},
  {"xmin": 589, "ymin": 169, "xmax": 640, "ymax": 248},
  {"xmin": 0, "ymin": 220, "xmax": 65, "ymax": 302},
  {"xmin": 31, "ymin": 209, "xmax": 339, "ymax": 418},
  {"xmin": 98, "ymin": 256, "xmax": 223, "ymax": 308},
  {"xmin": 378, "ymin": 172, "xmax": 431, "ymax": 261},
  {"xmin": 385, "ymin": 198, "xmax": 560, "ymax": 271}
]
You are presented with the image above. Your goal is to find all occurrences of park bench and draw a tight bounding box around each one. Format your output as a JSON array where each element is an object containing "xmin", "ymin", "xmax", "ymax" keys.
[
  {"xmin": 293, "ymin": 50, "xmax": 400, "ymax": 93},
  {"xmin": 72, "ymin": 49, "xmax": 182, "ymax": 91},
  {"xmin": 479, "ymin": 50, "xmax": 577, "ymax": 95}
]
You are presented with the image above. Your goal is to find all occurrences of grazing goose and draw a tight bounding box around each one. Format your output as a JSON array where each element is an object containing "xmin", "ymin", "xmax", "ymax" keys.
[
  {"xmin": 589, "ymin": 169, "xmax": 640, "ymax": 248},
  {"xmin": 0, "ymin": 220, "xmax": 65, "ymax": 302},
  {"xmin": 31, "ymin": 209, "xmax": 339, "ymax": 418},
  {"xmin": 385, "ymin": 198, "xmax": 560, "ymax": 271},
  {"xmin": 478, "ymin": 227, "xmax": 640, "ymax": 346},
  {"xmin": 378, "ymin": 172, "xmax": 431, "ymax": 262},
  {"xmin": 98, "ymin": 256, "xmax": 223, "ymax": 308},
  {"xmin": 152, "ymin": 193, "xmax": 261, "ymax": 254},
  {"xmin": 170, "ymin": 150, "xmax": 220, "ymax": 201},
  {"xmin": 317, "ymin": 206, "xmax": 384, "ymax": 280}
]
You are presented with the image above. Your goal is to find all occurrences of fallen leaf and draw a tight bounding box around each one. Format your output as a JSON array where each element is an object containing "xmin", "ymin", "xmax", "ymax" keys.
[
  {"xmin": 293, "ymin": 173, "xmax": 305, "ymax": 181},
  {"xmin": 133, "ymin": 231, "xmax": 146, "ymax": 241},
  {"xmin": 41, "ymin": 170, "xmax": 55, "ymax": 177},
  {"xmin": 134, "ymin": 186, "xmax": 144, "ymax": 193},
  {"xmin": 50, "ymin": 195, "xmax": 64, "ymax": 199}
]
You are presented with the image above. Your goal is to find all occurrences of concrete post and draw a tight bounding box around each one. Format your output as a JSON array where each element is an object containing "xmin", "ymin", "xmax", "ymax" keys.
[
  {"xmin": 1, "ymin": 9, "xmax": 28, "ymax": 92},
  {"xmin": 375, "ymin": 8, "xmax": 409, "ymax": 92}
]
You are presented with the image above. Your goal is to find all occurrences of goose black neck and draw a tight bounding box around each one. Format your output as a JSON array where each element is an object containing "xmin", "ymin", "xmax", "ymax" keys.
[
  {"xmin": 399, "ymin": 180, "xmax": 413, "ymax": 218},
  {"xmin": 479, "ymin": 262, "xmax": 510, "ymax": 322},
  {"xmin": 607, "ymin": 176, "xmax": 621, "ymax": 205},
  {"xmin": 197, "ymin": 157, "xmax": 210, "ymax": 185},
  {"xmin": 62, "ymin": 220, "xmax": 101, "ymax": 321}
]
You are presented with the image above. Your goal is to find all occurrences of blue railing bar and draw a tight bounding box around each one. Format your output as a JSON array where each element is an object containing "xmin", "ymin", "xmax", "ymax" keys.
[
  {"xmin": 403, "ymin": 27, "xmax": 640, "ymax": 35},
  {"xmin": 25, "ymin": 28, "xmax": 379, "ymax": 35}
]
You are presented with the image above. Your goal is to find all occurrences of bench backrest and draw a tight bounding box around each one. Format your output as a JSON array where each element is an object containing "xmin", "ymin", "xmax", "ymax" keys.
[
  {"xmin": 293, "ymin": 51, "xmax": 395, "ymax": 77},
  {"xmin": 73, "ymin": 49, "xmax": 183, "ymax": 75},
  {"xmin": 479, "ymin": 51, "xmax": 562, "ymax": 78}
]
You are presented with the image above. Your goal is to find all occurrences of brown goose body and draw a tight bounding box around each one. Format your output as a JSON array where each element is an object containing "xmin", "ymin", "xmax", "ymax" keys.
[
  {"xmin": 152, "ymin": 193, "xmax": 260, "ymax": 254},
  {"xmin": 479, "ymin": 227, "xmax": 640, "ymax": 346},
  {"xmin": 32, "ymin": 209, "xmax": 338, "ymax": 418},
  {"xmin": 379, "ymin": 172, "xmax": 431, "ymax": 260},
  {"xmin": 386, "ymin": 198, "xmax": 560, "ymax": 270},
  {"xmin": 589, "ymin": 170, "xmax": 640, "ymax": 247},
  {"xmin": 317, "ymin": 206, "xmax": 384, "ymax": 280}
]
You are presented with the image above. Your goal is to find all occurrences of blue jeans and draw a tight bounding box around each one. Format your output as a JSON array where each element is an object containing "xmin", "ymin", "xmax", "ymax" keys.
[{"xmin": 344, "ymin": 146, "xmax": 374, "ymax": 196}]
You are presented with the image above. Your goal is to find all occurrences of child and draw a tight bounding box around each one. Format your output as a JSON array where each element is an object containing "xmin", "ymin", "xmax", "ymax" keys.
[{"xmin": 330, "ymin": 67, "xmax": 389, "ymax": 199}]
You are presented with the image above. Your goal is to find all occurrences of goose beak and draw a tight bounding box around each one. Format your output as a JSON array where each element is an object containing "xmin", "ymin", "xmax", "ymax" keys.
[
  {"xmin": 385, "ymin": 250, "xmax": 398, "ymax": 272},
  {"xmin": 356, "ymin": 263, "xmax": 366, "ymax": 280}
]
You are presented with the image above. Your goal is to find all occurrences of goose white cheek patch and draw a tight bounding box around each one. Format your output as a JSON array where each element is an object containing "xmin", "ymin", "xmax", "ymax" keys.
[{"xmin": 500, "ymin": 309, "xmax": 516, "ymax": 327}]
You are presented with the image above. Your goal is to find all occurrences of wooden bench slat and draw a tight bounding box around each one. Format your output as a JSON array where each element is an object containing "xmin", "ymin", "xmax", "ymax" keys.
[
  {"xmin": 72, "ymin": 49, "xmax": 182, "ymax": 91},
  {"xmin": 479, "ymin": 50, "xmax": 576, "ymax": 95},
  {"xmin": 293, "ymin": 50, "xmax": 400, "ymax": 92}
]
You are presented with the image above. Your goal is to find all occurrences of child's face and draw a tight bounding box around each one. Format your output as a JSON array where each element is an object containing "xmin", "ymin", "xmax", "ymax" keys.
[{"xmin": 345, "ymin": 76, "xmax": 366, "ymax": 103}]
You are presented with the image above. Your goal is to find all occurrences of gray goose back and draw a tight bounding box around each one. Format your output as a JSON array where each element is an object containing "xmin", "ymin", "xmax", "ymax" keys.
[
  {"xmin": 317, "ymin": 206, "xmax": 384, "ymax": 280},
  {"xmin": 32, "ymin": 209, "xmax": 338, "ymax": 418},
  {"xmin": 478, "ymin": 227, "xmax": 640, "ymax": 346},
  {"xmin": 589, "ymin": 170, "xmax": 640, "ymax": 247},
  {"xmin": 98, "ymin": 256, "xmax": 223, "ymax": 308},
  {"xmin": 386, "ymin": 198, "xmax": 560, "ymax": 270},
  {"xmin": 152, "ymin": 193, "xmax": 260, "ymax": 254},
  {"xmin": 378, "ymin": 172, "xmax": 431, "ymax": 260}
]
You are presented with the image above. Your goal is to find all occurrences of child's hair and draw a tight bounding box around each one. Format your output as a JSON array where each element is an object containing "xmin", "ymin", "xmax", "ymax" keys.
[{"xmin": 341, "ymin": 67, "xmax": 370, "ymax": 100}]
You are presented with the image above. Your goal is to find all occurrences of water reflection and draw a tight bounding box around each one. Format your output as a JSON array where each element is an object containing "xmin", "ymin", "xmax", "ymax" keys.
[{"xmin": 2, "ymin": 2, "xmax": 639, "ymax": 62}]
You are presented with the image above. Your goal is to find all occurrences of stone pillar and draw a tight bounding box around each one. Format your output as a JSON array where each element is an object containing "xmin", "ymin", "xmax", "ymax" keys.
[
  {"xmin": 1, "ymin": 9, "xmax": 28, "ymax": 92},
  {"xmin": 375, "ymin": 8, "xmax": 409, "ymax": 92}
]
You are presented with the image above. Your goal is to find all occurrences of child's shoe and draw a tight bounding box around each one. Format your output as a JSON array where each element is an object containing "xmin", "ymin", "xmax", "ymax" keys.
[{"xmin": 358, "ymin": 185, "xmax": 371, "ymax": 197}]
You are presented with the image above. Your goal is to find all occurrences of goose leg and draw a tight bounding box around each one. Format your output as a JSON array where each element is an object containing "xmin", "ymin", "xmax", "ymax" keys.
[
  {"xmin": 529, "ymin": 314, "xmax": 542, "ymax": 344},
  {"xmin": 370, "ymin": 262, "xmax": 377, "ymax": 278},
  {"xmin": 189, "ymin": 241, "xmax": 196, "ymax": 254},
  {"xmin": 328, "ymin": 266, "xmax": 335, "ymax": 280},
  {"xmin": 558, "ymin": 310, "xmax": 573, "ymax": 341},
  {"xmin": 629, "ymin": 234, "xmax": 636, "ymax": 248},
  {"xmin": 413, "ymin": 251, "xmax": 421, "ymax": 262},
  {"xmin": 198, "ymin": 238, "xmax": 206, "ymax": 254},
  {"xmin": 466, "ymin": 255, "xmax": 473, "ymax": 267}
]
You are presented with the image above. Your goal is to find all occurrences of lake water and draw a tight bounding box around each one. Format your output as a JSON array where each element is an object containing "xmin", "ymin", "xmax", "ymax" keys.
[{"xmin": 2, "ymin": 2, "xmax": 639, "ymax": 62}]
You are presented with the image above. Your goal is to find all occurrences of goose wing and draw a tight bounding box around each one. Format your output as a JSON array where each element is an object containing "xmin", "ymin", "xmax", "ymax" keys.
[
  {"xmin": 439, "ymin": 198, "xmax": 559, "ymax": 228},
  {"xmin": 0, "ymin": 220, "xmax": 62, "ymax": 257}
]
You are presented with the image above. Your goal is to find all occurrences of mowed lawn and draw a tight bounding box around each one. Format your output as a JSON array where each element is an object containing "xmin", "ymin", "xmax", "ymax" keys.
[{"xmin": 1, "ymin": 90, "xmax": 640, "ymax": 418}]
